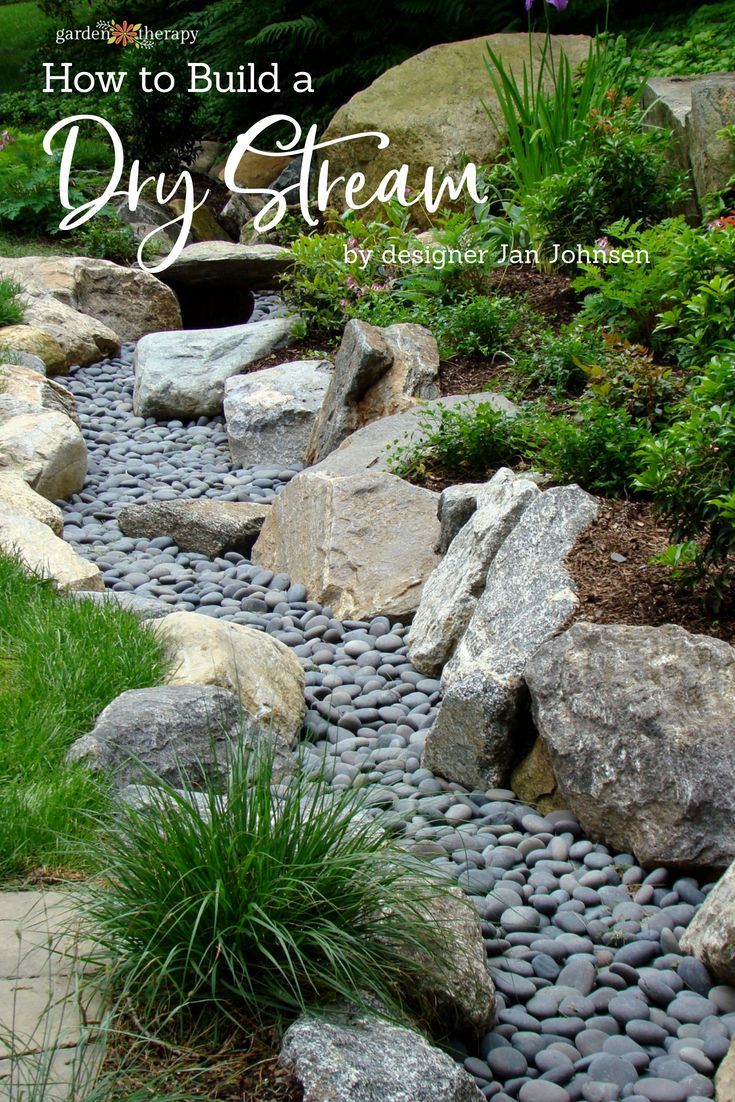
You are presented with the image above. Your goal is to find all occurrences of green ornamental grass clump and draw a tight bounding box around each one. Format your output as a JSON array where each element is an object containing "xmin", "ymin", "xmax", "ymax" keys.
[
  {"xmin": 0, "ymin": 276, "xmax": 24, "ymax": 328},
  {"xmin": 81, "ymin": 743, "xmax": 457, "ymax": 1033},
  {"xmin": 0, "ymin": 552, "xmax": 171, "ymax": 877}
]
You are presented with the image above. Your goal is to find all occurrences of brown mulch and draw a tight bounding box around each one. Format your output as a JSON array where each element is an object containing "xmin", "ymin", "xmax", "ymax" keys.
[
  {"xmin": 567, "ymin": 498, "xmax": 735, "ymax": 644},
  {"xmin": 244, "ymin": 340, "xmax": 335, "ymax": 376},
  {"xmin": 488, "ymin": 265, "xmax": 579, "ymax": 329},
  {"xmin": 98, "ymin": 1015, "xmax": 303, "ymax": 1101}
]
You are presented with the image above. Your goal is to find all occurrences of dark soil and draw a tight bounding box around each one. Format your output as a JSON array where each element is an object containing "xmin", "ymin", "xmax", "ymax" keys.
[
  {"xmin": 488, "ymin": 265, "xmax": 579, "ymax": 329},
  {"xmin": 244, "ymin": 340, "xmax": 335, "ymax": 374},
  {"xmin": 98, "ymin": 1016, "xmax": 303, "ymax": 1101},
  {"xmin": 567, "ymin": 498, "xmax": 735, "ymax": 644}
]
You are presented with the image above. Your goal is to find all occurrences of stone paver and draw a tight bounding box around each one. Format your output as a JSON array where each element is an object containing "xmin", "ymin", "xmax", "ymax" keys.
[{"xmin": 0, "ymin": 892, "xmax": 103, "ymax": 1101}]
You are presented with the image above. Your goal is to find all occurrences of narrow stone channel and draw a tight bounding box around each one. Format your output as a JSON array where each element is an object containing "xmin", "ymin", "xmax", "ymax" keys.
[{"xmin": 54, "ymin": 305, "xmax": 734, "ymax": 1102}]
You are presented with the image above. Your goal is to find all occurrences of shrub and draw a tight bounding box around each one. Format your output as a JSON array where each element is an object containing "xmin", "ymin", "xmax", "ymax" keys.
[
  {"xmin": 523, "ymin": 400, "xmax": 651, "ymax": 497},
  {"xmin": 71, "ymin": 212, "xmax": 142, "ymax": 265},
  {"xmin": 388, "ymin": 400, "xmax": 521, "ymax": 482},
  {"xmin": 508, "ymin": 325, "xmax": 603, "ymax": 395},
  {"xmin": 0, "ymin": 277, "xmax": 24, "ymax": 328},
  {"xmin": 81, "ymin": 743, "xmax": 456, "ymax": 1032},
  {"xmin": 636, "ymin": 352, "xmax": 735, "ymax": 604},
  {"xmin": 0, "ymin": 129, "xmax": 86, "ymax": 235},
  {"xmin": 0, "ymin": 552, "xmax": 171, "ymax": 877},
  {"xmin": 525, "ymin": 107, "xmax": 688, "ymax": 263}
]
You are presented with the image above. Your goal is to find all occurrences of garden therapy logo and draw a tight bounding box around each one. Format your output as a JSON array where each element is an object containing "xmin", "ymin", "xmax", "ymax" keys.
[{"xmin": 54, "ymin": 20, "xmax": 198, "ymax": 46}]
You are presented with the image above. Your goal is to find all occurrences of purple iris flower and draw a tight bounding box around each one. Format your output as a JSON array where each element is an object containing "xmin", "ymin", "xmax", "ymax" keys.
[{"xmin": 525, "ymin": 0, "xmax": 569, "ymax": 10}]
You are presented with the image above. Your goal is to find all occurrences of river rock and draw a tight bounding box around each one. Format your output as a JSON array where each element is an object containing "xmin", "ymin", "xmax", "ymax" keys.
[
  {"xmin": 224, "ymin": 359, "xmax": 333, "ymax": 467},
  {"xmin": 680, "ymin": 860, "xmax": 735, "ymax": 982},
  {"xmin": 321, "ymin": 33, "xmax": 591, "ymax": 223},
  {"xmin": 0, "ymin": 325, "xmax": 66, "ymax": 374},
  {"xmin": 132, "ymin": 316, "xmax": 295, "ymax": 419},
  {"xmin": 423, "ymin": 484, "xmax": 598, "ymax": 790},
  {"xmin": 0, "ymin": 409, "xmax": 87, "ymax": 500},
  {"xmin": 305, "ymin": 319, "xmax": 440, "ymax": 464},
  {"xmin": 67, "ymin": 684, "xmax": 293, "ymax": 788},
  {"xmin": 525, "ymin": 621, "xmax": 735, "ymax": 869},
  {"xmin": 408, "ymin": 468, "xmax": 540, "ymax": 674},
  {"xmin": 118, "ymin": 499, "xmax": 271, "ymax": 558},
  {"xmin": 153, "ymin": 611, "xmax": 305, "ymax": 746},
  {"xmin": 252, "ymin": 466, "xmax": 440, "ymax": 621},
  {"xmin": 0, "ymin": 471, "xmax": 64, "ymax": 534},
  {"xmin": 0, "ymin": 363, "xmax": 79, "ymax": 426},
  {"xmin": 0, "ymin": 509, "xmax": 102, "ymax": 592},
  {"xmin": 280, "ymin": 1008, "xmax": 483, "ymax": 1102}
]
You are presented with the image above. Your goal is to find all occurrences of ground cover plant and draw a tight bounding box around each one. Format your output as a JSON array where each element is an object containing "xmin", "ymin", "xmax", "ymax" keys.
[
  {"xmin": 0, "ymin": 276, "xmax": 23, "ymax": 327},
  {"xmin": 0, "ymin": 552, "xmax": 171, "ymax": 878}
]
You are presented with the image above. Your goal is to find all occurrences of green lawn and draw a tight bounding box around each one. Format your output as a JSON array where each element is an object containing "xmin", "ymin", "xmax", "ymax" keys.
[
  {"xmin": 0, "ymin": 2, "xmax": 50, "ymax": 93},
  {"xmin": 0, "ymin": 553, "xmax": 171, "ymax": 881}
]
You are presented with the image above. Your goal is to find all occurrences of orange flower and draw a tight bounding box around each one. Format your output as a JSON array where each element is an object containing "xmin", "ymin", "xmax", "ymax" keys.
[{"xmin": 108, "ymin": 20, "xmax": 141, "ymax": 47}]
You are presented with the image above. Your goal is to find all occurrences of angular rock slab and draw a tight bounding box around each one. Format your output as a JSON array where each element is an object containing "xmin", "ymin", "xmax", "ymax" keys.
[
  {"xmin": 718, "ymin": 1037, "xmax": 735, "ymax": 1102},
  {"xmin": 423, "ymin": 484, "xmax": 598, "ymax": 790},
  {"xmin": 252, "ymin": 467, "xmax": 440, "ymax": 622},
  {"xmin": 280, "ymin": 1009, "xmax": 483, "ymax": 1102},
  {"xmin": 681, "ymin": 860, "xmax": 735, "ymax": 984},
  {"xmin": 0, "ymin": 255, "xmax": 182, "ymax": 344},
  {"xmin": 152, "ymin": 611, "xmax": 305, "ymax": 745},
  {"xmin": 321, "ymin": 32, "xmax": 591, "ymax": 224},
  {"xmin": 133, "ymin": 316, "xmax": 295, "ymax": 419},
  {"xmin": 408, "ymin": 469, "xmax": 540, "ymax": 674},
  {"xmin": 68, "ymin": 683, "xmax": 294, "ymax": 788},
  {"xmin": 118, "ymin": 499, "xmax": 271, "ymax": 558},
  {"xmin": 437, "ymin": 482, "xmax": 483, "ymax": 554},
  {"xmin": 0, "ymin": 509, "xmax": 103, "ymax": 592},
  {"xmin": 158, "ymin": 241, "xmax": 293, "ymax": 289},
  {"xmin": 305, "ymin": 319, "xmax": 440, "ymax": 464},
  {"xmin": 224, "ymin": 359, "xmax": 332, "ymax": 467},
  {"xmin": 0, "ymin": 471, "xmax": 64, "ymax": 535},
  {"xmin": 688, "ymin": 73, "xmax": 735, "ymax": 203},
  {"xmin": 0, "ymin": 409, "xmax": 87, "ymax": 501},
  {"xmin": 525, "ymin": 621, "xmax": 735, "ymax": 870}
]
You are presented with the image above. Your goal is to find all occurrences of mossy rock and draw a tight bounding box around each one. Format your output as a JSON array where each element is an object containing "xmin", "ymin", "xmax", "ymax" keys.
[{"xmin": 511, "ymin": 738, "xmax": 565, "ymax": 815}]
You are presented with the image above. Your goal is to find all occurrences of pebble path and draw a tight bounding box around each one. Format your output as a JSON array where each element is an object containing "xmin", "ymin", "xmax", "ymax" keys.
[{"xmin": 53, "ymin": 299, "xmax": 735, "ymax": 1102}]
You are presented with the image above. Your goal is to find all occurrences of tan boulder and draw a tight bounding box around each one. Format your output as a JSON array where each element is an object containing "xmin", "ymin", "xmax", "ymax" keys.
[
  {"xmin": 0, "ymin": 471, "xmax": 64, "ymax": 534},
  {"xmin": 153, "ymin": 611, "xmax": 305, "ymax": 745},
  {"xmin": 218, "ymin": 149, "xmax": 292, "ymax": 189},
  {"xmin": 0, "ymin": 409, "xmax": 87, "ymax": 500},
  {"xmin": 0, "ymin": 363, "xmax": 79, "ymax": 425},
  {"xmin": 0, "ymin": 508, "xmax": 102, "ymax": 592},
  {"xmin": 680, "ymin": 860, "xmax": 735, "ymax": 983},
  {"xmin": 0, "ymin": 256, "xmax": 182, "ymax": 364},
  {"xmin": 168, "ymin": 199, "xmax": 231, "ymax": 243},
  {"xmin": 321, "ymin": 33, "xmax": 591, "ymax": 223},
  {"xmin": 118, "ymin": 499, "xmax": 270, "ymax": 558},
  {"xmin": 252, "ymin": 466, "xmax": 440, "ymax": 622},
  {"xmin": 19, "ymin": 295, "xmax": 119, "ymax": 371},
  {"xmin": 717, "ymin": 1037, "xmax": 735, "ymax": 1102},
  {"xmin": 0, "ymin": 325, "xmax": 66, "ymax": 374}
]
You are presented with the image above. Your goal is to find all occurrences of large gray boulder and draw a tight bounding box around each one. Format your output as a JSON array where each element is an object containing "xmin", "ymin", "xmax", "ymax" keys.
[
  {"xmin": 132, "ymin": 316, "xmax": 295, "ymax": 419},
  {"xmin": 118, "ymin": 499, "xmax": 270, "ymax": 558},
  {"xmin": 67, "ymin": 684, "xmax": 268, "ymax": 788},
  {"xmin": 423, "ymin": 485, "xmax": 598, "ymax": 790},
  {"xmin": 224, "ymin": 359, "xmax": 332, "ymax": 467},
  {"xmin": 408, "ymin": 469, "xmax": 540, "ymax": 674},
  {"xmin": 305, "ymin": 319, "xmax": 440, "ymax": 464},
  {"xmin": 681, "ymin": 861, "xmax": 735, "ymax": 984},
  {"xmin": 280, "ymin": 1009, "xmax": 483, "ymax": 1102},
  {"xmin": 525, "ymin": 621, "xmax": 735, "ymax": 869},
  {"xmin": 437, "ymin": 482, "xmax": 483, "ymax": 554},
  {"xmin": 158, "ymin": 241, "xmax": 293, "ymax": 290}
]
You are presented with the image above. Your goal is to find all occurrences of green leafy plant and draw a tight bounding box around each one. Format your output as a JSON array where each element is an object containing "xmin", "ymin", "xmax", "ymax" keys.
[
  {"xmin": 388, "ymin": 400, "xmax": 521, "ymax": 482},
  {"xmin": 0, "ymin": 277, "xmax": 24, "ymax": 328},
  {"xmin": 80, "ymin": 742, "xmax": 456, "ymax": 1033},
  {"xmin": 0, "ymin": 131, "xmax": 87, "ymax": 234},
  {"xmin": 525, "ymin": 106, "xmax": 688, "ymax": 262},
  {"xmin": 71, "ymin": 212, "xmax": 143, "ymax": 265},
  {"xmin": 636, "ymin": 352, "xmax": 735, "ymax": 604}
]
